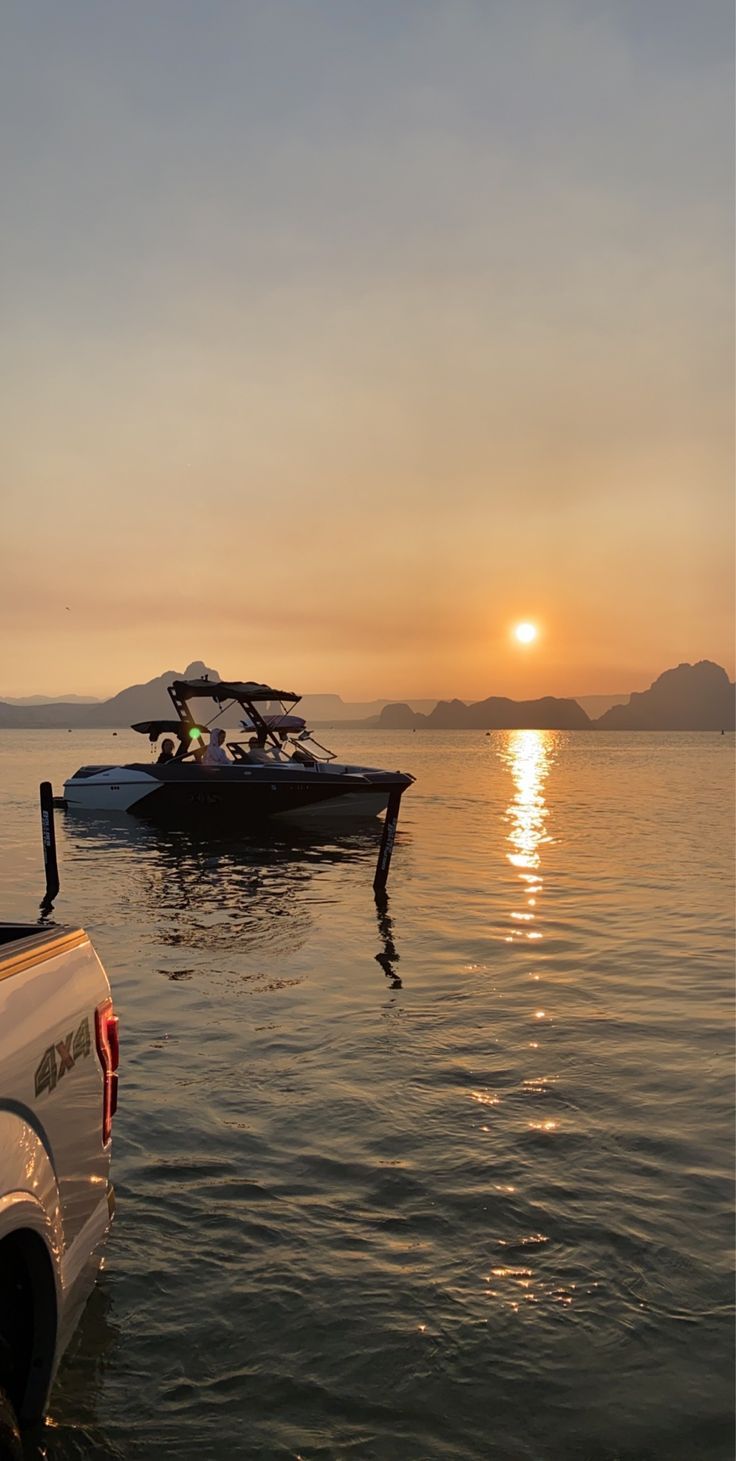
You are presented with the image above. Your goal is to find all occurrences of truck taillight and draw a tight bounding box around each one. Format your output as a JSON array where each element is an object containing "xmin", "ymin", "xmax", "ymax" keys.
[{"xmin": 95, "ymin": 998, "xmax": 119, "ymax": 1144}]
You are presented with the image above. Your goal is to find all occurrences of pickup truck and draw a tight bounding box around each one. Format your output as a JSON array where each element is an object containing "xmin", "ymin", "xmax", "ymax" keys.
[{"xmin": 0, "ymin": 921, "xmax": 118, "ymax": 1453}]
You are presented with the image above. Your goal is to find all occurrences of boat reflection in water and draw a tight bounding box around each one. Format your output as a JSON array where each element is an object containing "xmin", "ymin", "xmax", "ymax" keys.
[
  {"xmin": 61, "ymin": 808, "xmax": 405, "ymax": 983},
  {"xmin": 374, "ymin": 891, "xmax": 402, "ymax": 989},
  {"xmin": 499, "ymin": 730, "xmax": 557, "ymax": 944}
]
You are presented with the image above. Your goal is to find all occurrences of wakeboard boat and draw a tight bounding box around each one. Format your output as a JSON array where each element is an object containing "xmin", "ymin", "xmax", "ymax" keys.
[{"xmin": 63, "ymin": 675, "xmax": 414, "ymax": 824}]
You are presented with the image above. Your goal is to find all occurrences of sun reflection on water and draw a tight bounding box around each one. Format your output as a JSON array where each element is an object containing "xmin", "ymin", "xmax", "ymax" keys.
[
  {"xmin": 502, "ymin": 729, "xmax": 555, "ymax": 873},
  {"xmin": 500, "ymin": 730, "xmax": 556, "ymax": 943}
]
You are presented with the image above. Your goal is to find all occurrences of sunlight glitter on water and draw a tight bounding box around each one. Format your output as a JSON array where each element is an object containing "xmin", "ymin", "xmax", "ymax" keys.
[
  {"xmin": 500, "ymin": 729, "xmax": 558, "ymax": 960},
  {"xmin": 502, "ymin": 729, "xmax": 556, "ymax": 869}
]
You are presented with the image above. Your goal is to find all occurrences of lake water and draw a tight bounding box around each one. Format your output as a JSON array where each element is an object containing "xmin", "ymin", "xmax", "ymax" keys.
[{"xmin": 1, "ymin": 729, "xmax": 733, "ymax": 1460}]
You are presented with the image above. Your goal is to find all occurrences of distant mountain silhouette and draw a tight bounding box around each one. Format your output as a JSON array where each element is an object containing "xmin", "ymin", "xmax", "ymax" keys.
[
  {"xmin": 574, "ymin": 693, "xmax": 628, "ymax": 718},
  {"xmin": 82, "ymin": 660, "xmax": 221, "ymax": 726},
  {"xmin": 0, "ymin": 661, "xmax": 220, "ymax": 729},
  {"xmin": 378, "ymin": 695, "xmax": 591, "ymax": 729},
  {"xmin": 0, "ymin": 665, "xmax": 435, "ymax": 730},
  {"xmin": 0, "ymin": 658, "xmax": 732, "ymax": 731},
  {"xmin": 0, "ymin": 693, "xmax": 101, "ymax": 705},
  {"xmin": 376, "ymin": 663, "xmax": 734, "ymax": 730},
  {"xmin": 434, "ymin": 695, "xmax": 591, "ymax": 729},
  {"xmin": 376, "ymin": 702, "xmax": 423, "ymax": 729},
  {"xmin": 595, "ymin": 661, "xmax": 735, "ymax": 730},
  {"xmin": 296, "ymin": 693, "xmax": 437, "ymax": 723},
  {"xmin": 0, "ymin": 670, "xmax": 439, "ymax": 729}
]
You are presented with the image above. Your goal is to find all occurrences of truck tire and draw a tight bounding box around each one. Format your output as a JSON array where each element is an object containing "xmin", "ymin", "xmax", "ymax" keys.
[{"xmin": 0, "ymin": 1388, "xmax": 22, "ymax": 1461}]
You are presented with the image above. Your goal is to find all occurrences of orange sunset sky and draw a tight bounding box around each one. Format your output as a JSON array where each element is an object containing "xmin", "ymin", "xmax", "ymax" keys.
[{"xmin": 1, "ymin": 1, "xmax": 733, "ymax": 701}]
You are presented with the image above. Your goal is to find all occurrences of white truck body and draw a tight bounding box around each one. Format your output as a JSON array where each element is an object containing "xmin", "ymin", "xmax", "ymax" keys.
[{"xmin": 0, "ymin": 922, "xmax": 117, "ymax": 1440}]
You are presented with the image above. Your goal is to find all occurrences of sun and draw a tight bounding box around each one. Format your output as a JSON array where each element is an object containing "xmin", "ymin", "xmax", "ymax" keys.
[{"xmin": 514, "ymin": 622, "xmax": 538, "ymax": 645}]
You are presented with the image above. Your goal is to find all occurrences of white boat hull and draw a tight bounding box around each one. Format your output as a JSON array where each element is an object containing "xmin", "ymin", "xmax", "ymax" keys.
[{"xmin": 64, "ymin": 767, "xmax": 160, "ymax": 813}]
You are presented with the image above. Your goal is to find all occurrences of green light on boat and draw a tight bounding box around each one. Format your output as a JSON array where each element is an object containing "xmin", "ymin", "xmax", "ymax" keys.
[{"xmin": 188, "ymin": 727, "xmax": 202, "ymax": 740}]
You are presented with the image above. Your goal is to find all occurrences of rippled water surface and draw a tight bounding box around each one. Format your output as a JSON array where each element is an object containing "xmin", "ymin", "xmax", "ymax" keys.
[{"xmin": 1, "ymin": 729, "xmax": 733, "ymax": 1460}]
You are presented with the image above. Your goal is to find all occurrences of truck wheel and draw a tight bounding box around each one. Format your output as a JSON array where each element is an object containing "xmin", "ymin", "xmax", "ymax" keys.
[{"xmin": 0, "ymin": 1388, "xmax": 22, "ymax": 1461}]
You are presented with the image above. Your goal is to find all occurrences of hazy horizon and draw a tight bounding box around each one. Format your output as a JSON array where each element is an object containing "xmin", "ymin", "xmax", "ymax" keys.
[{"xmin": 2, "ymin": 1, "xmax": 733, "ymax": 699}]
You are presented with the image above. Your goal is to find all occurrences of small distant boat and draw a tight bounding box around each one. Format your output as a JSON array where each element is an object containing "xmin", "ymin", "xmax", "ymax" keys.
[{"xmin": 63, "ymin": 675, "xmax": 414, "ymax": 824}]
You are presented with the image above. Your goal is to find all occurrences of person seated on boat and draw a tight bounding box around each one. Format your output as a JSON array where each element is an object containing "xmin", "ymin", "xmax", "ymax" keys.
[
  {"xmin": 290, "ymin": 745, "xmax": 314, "ymax": 765},
  {"xmin": 246, "ymin": 735, "xmax": 273, "ymax": 765},
  {"xmin": 267, "ymin": 732, "xmax": 289, "ymax": 762},
  {"xmin": 202, "ymin": 728, "xmax": 231, "ymax": 766},
  {"xmin": 157, "ymin": 738, "xmax": 176, "ymax": 764}
]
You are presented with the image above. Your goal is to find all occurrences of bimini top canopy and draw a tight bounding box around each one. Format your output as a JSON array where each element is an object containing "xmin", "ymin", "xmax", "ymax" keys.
[
  {"xmin": 240, "ymin": 714, "xmax": 306, "ymax": 733},
  {"xmin": 170, "ymin": 678, "xmax": 300, "ymax": 704},
  {"xmin": 132, "ymin": 719, "xmax": 208, "ymax": 741}
]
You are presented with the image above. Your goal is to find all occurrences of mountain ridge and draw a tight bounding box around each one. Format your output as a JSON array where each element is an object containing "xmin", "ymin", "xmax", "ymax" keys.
[
  {"xmin": 374, "ymin": 695, "xmax": 590, "ymax": 730},
  {"xmin": 0, "ymin": 660, "xmax": 732, "ymax": 730},
  {"xmin": 373, "ymin": 660, "xmax": 734, "ymax": 730},
  {"xmin": 0, "ymin": 694, "xmax": 101, "ymax": 705},
  {"xmin": 595, "ymin": 660, "xmax": 734, "ymax": 731}
]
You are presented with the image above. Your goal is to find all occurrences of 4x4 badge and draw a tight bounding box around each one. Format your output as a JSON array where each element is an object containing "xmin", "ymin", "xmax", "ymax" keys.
[{"xmin": 35, "ymin": 1016, "xmax": 92, "ymax": 1097}]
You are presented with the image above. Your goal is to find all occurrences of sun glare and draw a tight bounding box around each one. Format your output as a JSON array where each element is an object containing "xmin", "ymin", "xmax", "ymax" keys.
[{"xmin": 514, "ymin": 622, "xmax": 538, "ymax": 645}]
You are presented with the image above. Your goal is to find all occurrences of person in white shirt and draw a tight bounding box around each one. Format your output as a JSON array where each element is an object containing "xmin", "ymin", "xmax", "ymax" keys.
[
  {"xmin": 246, "ymin": 735, "xmax": 274, "ymax": 765},
  {"xmin": 202, "ymin": 729, "xmax": 230, "ymax": 766},
  {"xmin": 268, "ymin": 733, "xmax": 288, "ymax": 762}
]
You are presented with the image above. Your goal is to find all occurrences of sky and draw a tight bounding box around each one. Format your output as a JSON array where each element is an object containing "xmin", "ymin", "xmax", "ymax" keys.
[{"xmin": 1, "ymin": 0, "xmax": 733, "ymax": 700}]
